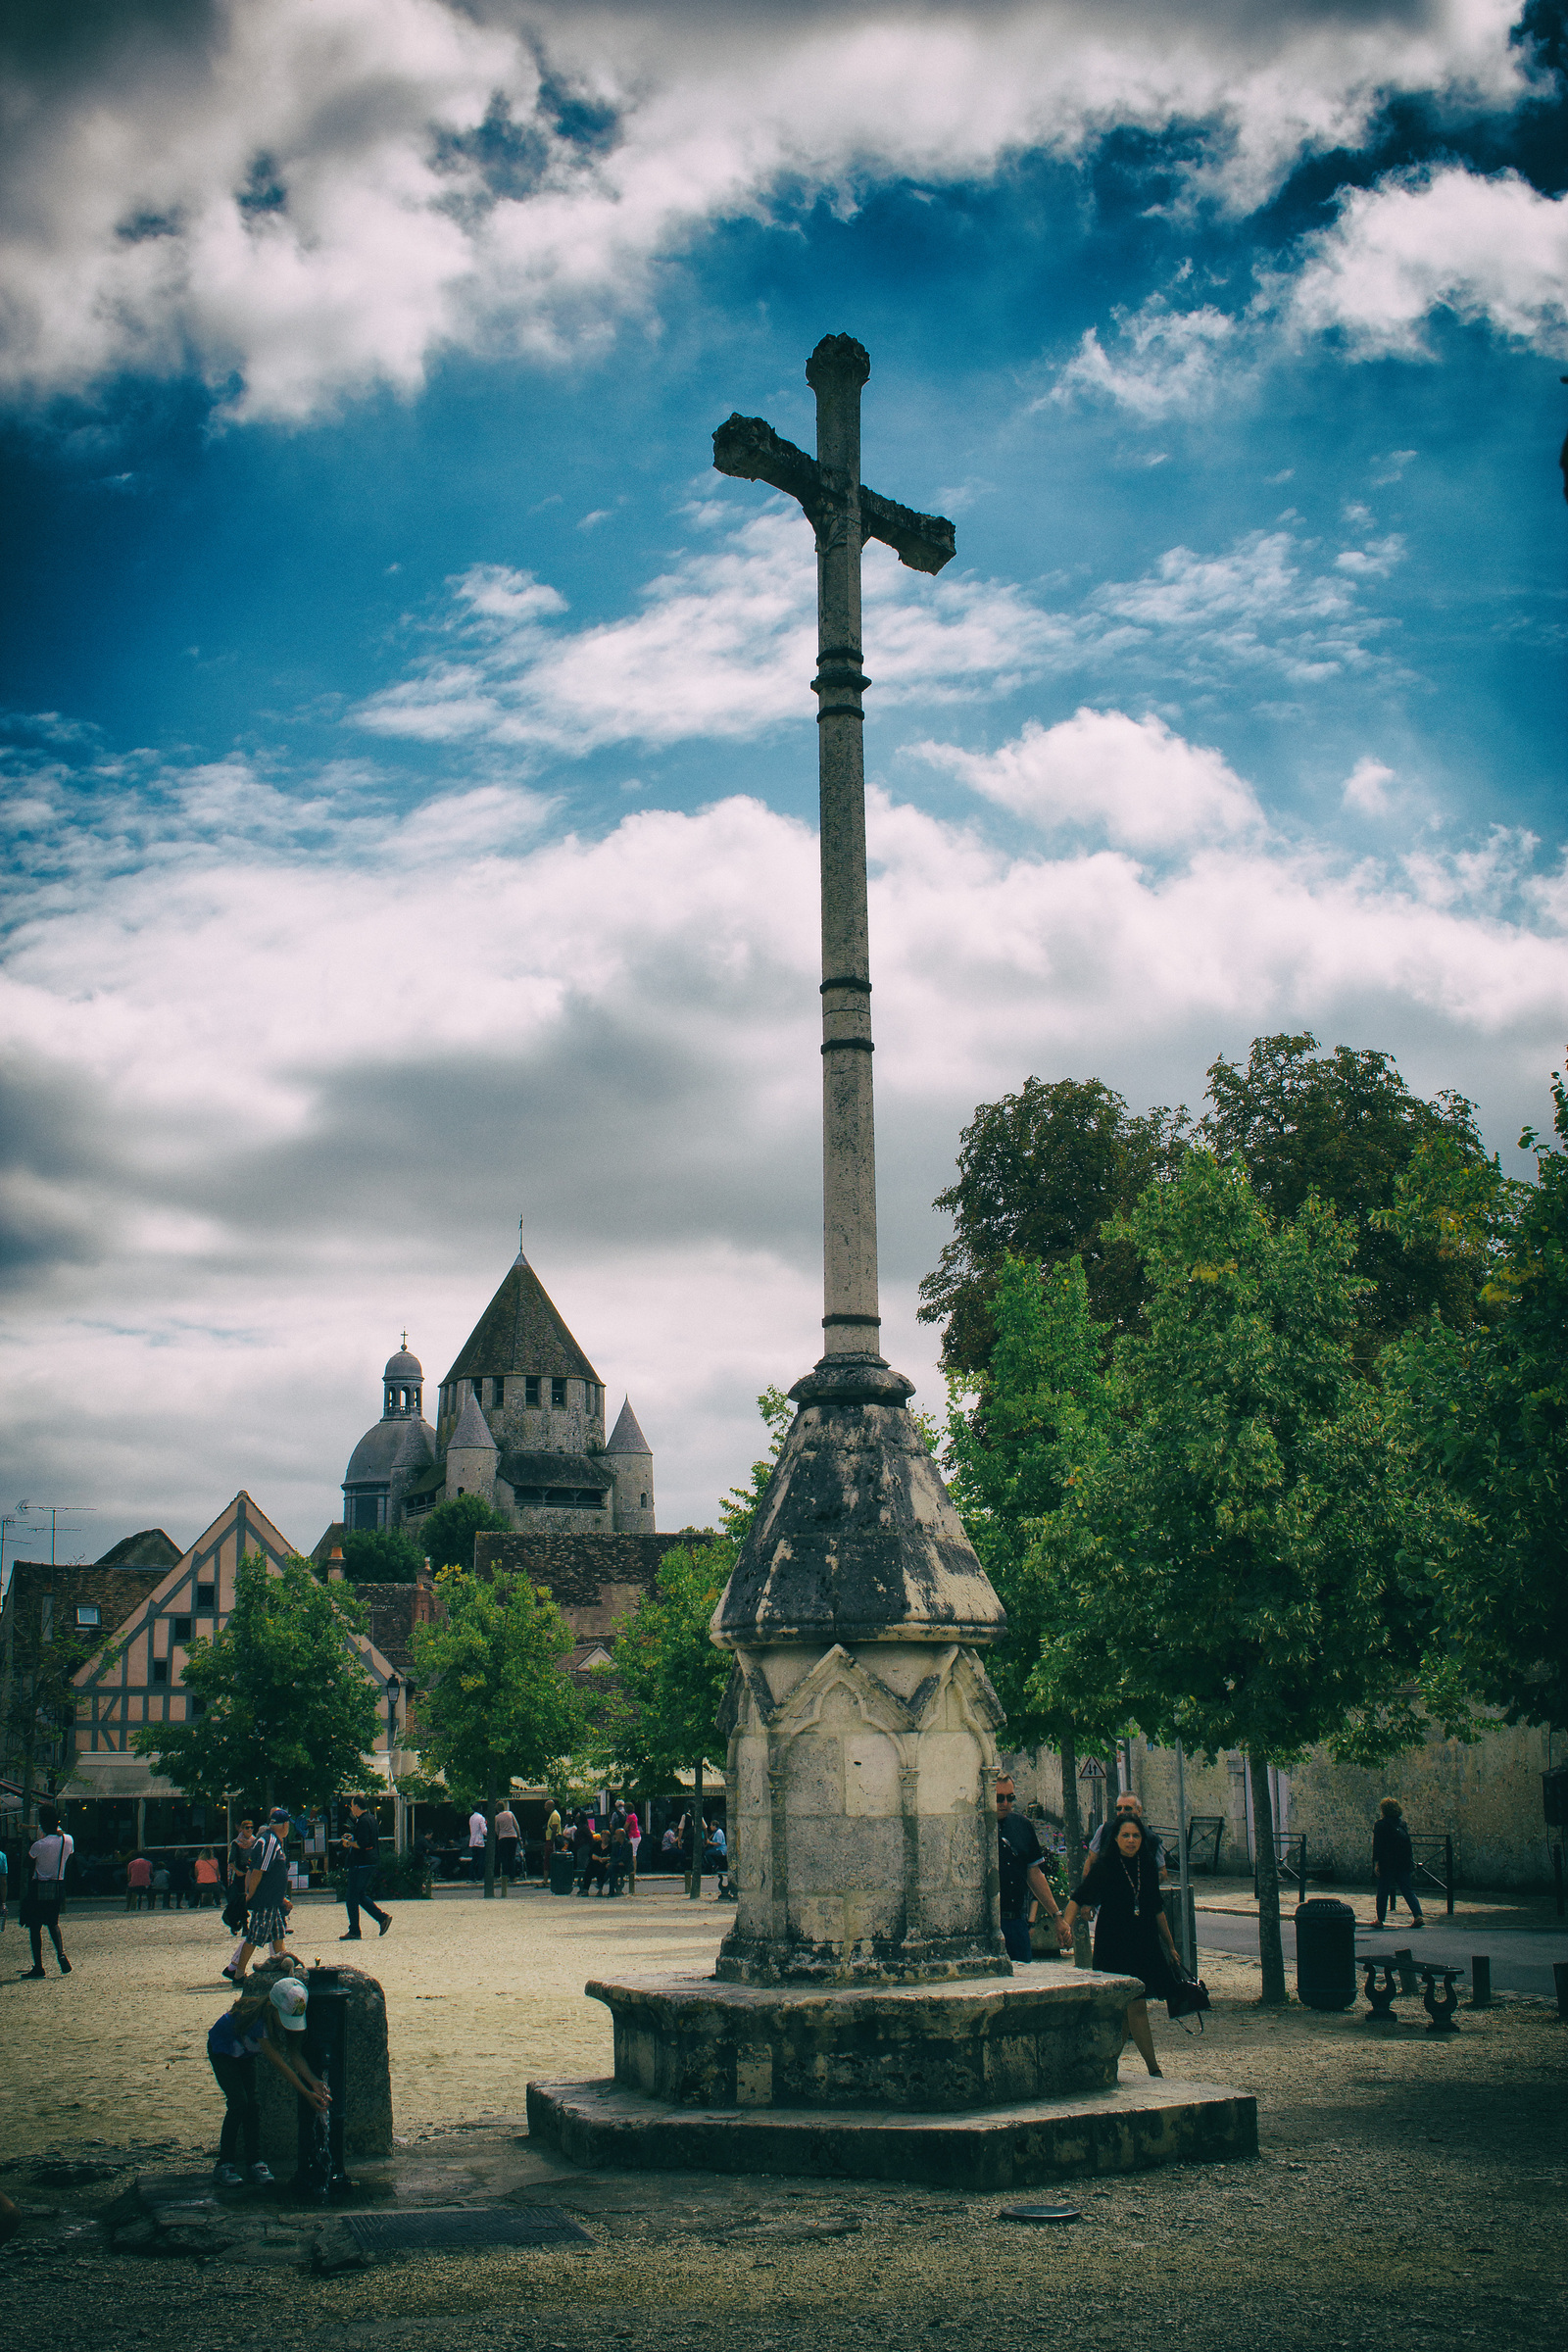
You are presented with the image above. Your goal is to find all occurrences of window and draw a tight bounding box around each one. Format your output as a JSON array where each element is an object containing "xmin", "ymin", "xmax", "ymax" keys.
[
  {"xmin": 525, "ymin": 1375, "xmax": 540, "ymax": 1408},
  {"xmin": 195, "ymin": 1583, "xmax": 215, "ymax": 1611},
  {"xmin": 640, "ymin": 1493, "xmax": 648, "ymax": 1509},
  {"xmin": 189, "ymin": 1695, "xmax": 206, "ymax": 1718},
  {"xmin": 75, "ymin": 1603, "xmax": 101, "ymax": 1628},
  {"xmin": 493, "ymin": 1375, "xmax": 505, "ymax": 1406},
  {"xmin": 172, "ymin": 1615, "xmax": 192, "ymax": 1643},
  {"xmin": 551, "ymin": 1377, "xmax": 567, "ymax": 1409},
  {"xmin": 151, "ymin": 1658, "xmax": 169, "ymax": 1686}
]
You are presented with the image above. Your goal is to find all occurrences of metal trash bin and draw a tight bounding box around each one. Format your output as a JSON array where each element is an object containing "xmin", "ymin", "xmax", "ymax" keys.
[
  {"xmin": 1295, "ymin": 1896, "xmax": 1356, "ymax": 2011},
  {"xmin": 549, "ymin": 1849, "xmax": 574, "ymax": 1895}
]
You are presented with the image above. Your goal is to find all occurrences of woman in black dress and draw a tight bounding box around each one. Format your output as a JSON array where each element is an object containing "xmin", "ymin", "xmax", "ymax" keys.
[{"xmin": 1060, "ymin": 1815, "xmax": 1181, "ymax": 2078}]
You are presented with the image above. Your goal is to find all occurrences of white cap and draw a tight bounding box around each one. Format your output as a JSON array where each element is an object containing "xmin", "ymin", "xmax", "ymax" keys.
[{"xmin": 270, "ymin": 1978, "xmax": 309, "ymax": 2033}]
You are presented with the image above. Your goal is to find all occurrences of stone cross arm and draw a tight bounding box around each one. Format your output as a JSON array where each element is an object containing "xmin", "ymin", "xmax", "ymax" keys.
[{"xmin": 711, "ymin": 414, "xmax": 956, "ymax": 576}]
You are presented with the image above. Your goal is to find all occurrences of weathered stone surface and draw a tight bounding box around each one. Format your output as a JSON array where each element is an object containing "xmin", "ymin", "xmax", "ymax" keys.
[
  {"xmin": 715, "ymin": 1640, "xmax": 1007, "ymax": 1983},
  {"xmin": 525, "ymin": 2076, "xmax": 1257, "ymax": 2189},
  {"xmin": 711, "ymin": 1375, "xmax": 1006, "ymax": 1652},
  {"xmin": 585, "ymin": 1969, "xmax": 1136, "ymax": 2112},
  {"xmin": 254, "ymin": 1962, "xmax": 393, "ymax": 2165}
]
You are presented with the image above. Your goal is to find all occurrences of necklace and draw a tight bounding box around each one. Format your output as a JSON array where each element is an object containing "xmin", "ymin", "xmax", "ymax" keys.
[{"xmin": 1121, "ymin": 1857, "xmax": 1141, "ymax": 1918}]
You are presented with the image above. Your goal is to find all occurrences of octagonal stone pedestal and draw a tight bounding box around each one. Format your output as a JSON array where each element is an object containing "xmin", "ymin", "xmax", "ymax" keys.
[{"xmin": 524, "ymin": 1969, "xmax": 1257, "ymax": 2189}]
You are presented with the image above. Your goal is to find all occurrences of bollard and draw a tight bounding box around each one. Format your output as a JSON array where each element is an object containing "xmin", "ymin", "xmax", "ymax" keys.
[{"xmin": 1468, "ymin": 1955, "xmax": 1492, "ymax": 2009}]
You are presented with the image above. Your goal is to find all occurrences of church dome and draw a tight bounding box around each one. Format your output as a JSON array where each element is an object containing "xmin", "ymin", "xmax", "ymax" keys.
[
  {"xmin": 345, "ymin": 1419, "xmax": 408, "ymax": 1486},
  {"xmin": 383, "ymin": 1345, "xmax": 422, "ymax": 1381}
]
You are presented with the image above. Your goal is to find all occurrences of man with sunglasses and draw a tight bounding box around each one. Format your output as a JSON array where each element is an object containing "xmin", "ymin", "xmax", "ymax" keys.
[{"xmin": 995, "ymin": 1777, "xmax": 1069, "ymax": 1963}]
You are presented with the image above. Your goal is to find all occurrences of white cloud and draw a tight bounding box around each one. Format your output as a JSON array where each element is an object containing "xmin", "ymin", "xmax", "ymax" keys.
[
  {"xmin": 4, "ymin": 719, "xmax": 1564, "ymax": 1547},
  {"xmin": 1050, "ymin": 298, "xmax": 1243, "ymax": 416},
  {"xmin": 1282, "ymin": 167, "xmax": 1568, "ymax": 358},
  {"xmin": 1343, "ymin": 755, "xmax": 1396, "ymax": 813},
  {"xmin": 1091, "ymin": 526, "xmax": 1404, "ymax": 683},
  {"xmin": 912, "ymin": 709, "xmax": 1263, "ymax": 850},
  {"xmin": 355, "ymin": 505, "xmax": 1077, "ymax": 752},
  {"xmin": 0, "ymin": 0, "xmax": 1538, "ymax": 417}
]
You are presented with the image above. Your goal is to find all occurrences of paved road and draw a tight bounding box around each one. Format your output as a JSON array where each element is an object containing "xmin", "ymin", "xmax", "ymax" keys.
[{"xmin": 1195, "ymin": 1905, "xmax": 1567, "ymax": 1998}]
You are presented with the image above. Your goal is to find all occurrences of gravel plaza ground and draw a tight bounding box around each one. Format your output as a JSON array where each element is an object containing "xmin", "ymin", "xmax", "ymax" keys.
[{"xmin": 2, "ymin": 1879, "xmax": 1563, "ymax": 2352}]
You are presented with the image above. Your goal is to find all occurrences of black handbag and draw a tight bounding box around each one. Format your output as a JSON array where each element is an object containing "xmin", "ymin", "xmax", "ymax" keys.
[{"xmin": 1166, "ymin": 1972, "xmax": 1211, "ymax": 2028}]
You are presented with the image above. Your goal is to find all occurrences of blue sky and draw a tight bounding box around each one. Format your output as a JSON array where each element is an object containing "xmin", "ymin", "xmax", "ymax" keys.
[{"xmin": 2, "ymin": 0, "xmax": 1565, "ymax": 1563}]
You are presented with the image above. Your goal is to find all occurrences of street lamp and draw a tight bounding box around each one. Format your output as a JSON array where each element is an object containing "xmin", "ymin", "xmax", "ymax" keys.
[{"xmin": 384, "ymin": 1675, "xmax": 403, "ymax": 1855}]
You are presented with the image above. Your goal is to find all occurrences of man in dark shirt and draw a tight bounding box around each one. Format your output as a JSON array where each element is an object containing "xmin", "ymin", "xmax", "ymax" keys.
[
  {"xmin": 340, "ymin": 1795, "xmax": 392, "ymax": 1940},
  {"xmin": 996, "ymin": 1776, "xmax": 1068, "ymax": 1964}
]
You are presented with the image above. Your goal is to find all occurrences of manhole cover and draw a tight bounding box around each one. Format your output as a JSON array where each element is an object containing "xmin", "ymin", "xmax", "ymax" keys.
[
  {"xmin": 997, "ymin": 2203, "xmax": 1080, "ymax": 2225},
  {"xmin": 346, "ymin": 2206, "xmax": 593, "ymax": 2255}
]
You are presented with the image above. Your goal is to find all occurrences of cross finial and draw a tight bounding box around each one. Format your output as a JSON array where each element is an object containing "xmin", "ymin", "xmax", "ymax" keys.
[
  {"xmin": 401, "ymin": 1328, "xmax": 408, "ymax": 1350},
  {"xmin": 517, "ymin": 1210, "xmax": 526, "ymax": 1264}
]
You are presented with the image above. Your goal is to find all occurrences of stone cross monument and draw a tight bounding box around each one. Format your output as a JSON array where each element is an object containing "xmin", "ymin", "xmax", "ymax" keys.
[
  {"xmin": 525, "ymin": 345, "xmax": 1255, "ymax": 2184},
  {"xmin": 706, "ymin": 337, "xmax": 1010, "ymax": 1985}
]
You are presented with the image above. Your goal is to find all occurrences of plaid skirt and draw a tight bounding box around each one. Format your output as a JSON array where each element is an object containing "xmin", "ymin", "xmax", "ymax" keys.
[{"xmin": 247, "ymin": 1903, "xmax": 289, "ymax": 1945}]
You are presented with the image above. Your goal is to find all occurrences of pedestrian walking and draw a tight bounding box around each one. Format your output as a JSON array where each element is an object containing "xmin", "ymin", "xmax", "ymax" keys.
[
  {"xmin": 208, "ymin": 1975, "xmax": 330, "ymax": 2186},
  {"xmin": 231, "ymin": 1807, "xmax": 295, "ymax": 1980},
  {"xmin": 1370, "ymin": 1797, "xmax": 1425, "ymax": 1929},
  {"xmin": 172, "ymin": 1850, "xmax": 197, "ymax": 1910},
  {"xmin": 607, "ymin": 1818, "xmax": 631, "ymax": 1896},
  {"xmin": 125, "ymin": 1852, "xmax": 153, "ymax": 1912},
  {"xmin": 1088, "ymin": 1791, "xmax": 1170, "ymax": 1880},
  {"xmin": 221, "ymin": 1821, "xmax": 256, "ymax": 1978},
  {"xmin": 995, "ymin": 1776, "xmax": 1068, "ymax": 1964},
  {"xmin": 494, "ymin": 1804, "xmax": 520, "ymax": 1883},
  {"xmin": 467, "ymin": 1804, "xmax": 488, "ymax": 1882},
  {"xmin": 545, "ymin": 1801, "xmax": 563, "ymax": 1847},
  {"xmin": 1060, "ymin": 1815, "xmax": 1180, "ymax": 2078},
  {"xmin": 624, "ymin": 1805, "xmax": 641, "ymax": 1888},
  {"xmin": 194, "ymin": 1850, "xmax": 222, "ymax": 1908},
  {"xmin": 20, "ymin": 1804, "xmax": 73, "ymax": 1979},
  {"xmin": 339, "ymin": 1794, "xmax": 391, "ymax": 1942},
  {"xmin": 576, "ymin": 1821, "xmax": 609, "ymax": 1895}
]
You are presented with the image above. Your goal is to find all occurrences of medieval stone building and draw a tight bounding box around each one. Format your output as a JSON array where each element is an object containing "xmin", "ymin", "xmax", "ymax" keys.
[{"xmin": 338, "ymin": 1237, "xmax": 655, "ymax": 1539}]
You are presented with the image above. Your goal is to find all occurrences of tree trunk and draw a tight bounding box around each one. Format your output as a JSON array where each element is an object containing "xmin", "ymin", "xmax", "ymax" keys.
[
  {"xmin": 689, "ymin": 1757, "xmax": 704, "ymax": 1900},
  {"xmin": 1058, "ymin": 1724, "xmax": 1092, "ymax": 1969},
  {"xmin": 1250, "ymin": 1751, "xmax": 1288, "ymax": 2007},
  {"xmin": 483, "ymin": 1776, "xmax": 496, "ymax": 1899}
]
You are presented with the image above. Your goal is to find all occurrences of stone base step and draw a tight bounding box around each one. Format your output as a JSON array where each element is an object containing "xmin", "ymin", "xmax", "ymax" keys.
[{"xmin": 525, "ymin": 2076, "xmax": 1256, "ymax": 2190}]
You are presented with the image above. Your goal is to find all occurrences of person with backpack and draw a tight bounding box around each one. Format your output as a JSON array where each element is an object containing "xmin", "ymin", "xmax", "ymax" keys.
[
  {"xmin": 1371, "ymin": 1796, "xmax": 1425, "ymax": 1929},
  {"xmin": 20, "ymin": 1804, "xmax": 73, "ymax": 1978},
  {"xmin": 207, "ymin": 1975, "xmax": 329, "ymax": 2186}
]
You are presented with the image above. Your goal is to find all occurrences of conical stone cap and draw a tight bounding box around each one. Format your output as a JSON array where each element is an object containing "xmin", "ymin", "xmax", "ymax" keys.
[{"xmin": 711, "ymin": 1354, "xmax": 1005, "ymax": 1650}]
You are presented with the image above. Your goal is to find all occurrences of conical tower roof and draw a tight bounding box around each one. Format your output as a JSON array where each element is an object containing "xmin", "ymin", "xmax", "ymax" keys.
[
  {"xmin": 443, "ymin": 1252, "xmax": 601, "ymax": 1386},
  {"xmin": 447, "ymin": 1391, "xmax": 497, "ymax": 1452},
  {"xmin": 606, "ymin": 1396, "xmax": 651, "ymax": 1456}
]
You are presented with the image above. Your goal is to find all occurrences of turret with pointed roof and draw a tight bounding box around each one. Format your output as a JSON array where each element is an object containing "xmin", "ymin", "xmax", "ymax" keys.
[{"xmin": 605, "ymin": 1396, "xmax": 655, "ymax": 1535}]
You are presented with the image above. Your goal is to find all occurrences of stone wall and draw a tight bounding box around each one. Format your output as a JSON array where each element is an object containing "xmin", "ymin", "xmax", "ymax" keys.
[{"xmin": 1000, "ymin": 1713, "xmax": 1556, "ymax": 1891}]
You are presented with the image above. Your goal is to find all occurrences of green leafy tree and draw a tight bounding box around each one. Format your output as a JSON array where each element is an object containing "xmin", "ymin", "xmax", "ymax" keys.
[
  {"xmin": 603, "ymin": 1543, "xmax": 733, "ymax": 1901},
  {"xmin": 716, "ymin": 1386, "xmax": 795, "ymax": 1559},
  {"xmin": 1387, "ymin": 1059, "xmax": 1568, "ymax": 1733},
  {"xmin": 410, "ymin": 1568, "xmax": 583, "ymax": 1895},
  {"xmin": 1200, "ymin": 1032, "xmax": 1494, "ymax": 1359},
  {"xmin": 1080, "ymin": 1152, "xmax": 1445, "ymax": 2004},
  {"xmin": 919, "ymin": 1076, "xmax": 1190, "ymax": 1376},
  {"xmin": 7, "ymin": 1615, "xmax": 104, "ymax": 1828},
  {"xmin": 416, "ymin": 1493, "xmax": 510, "ymax": 1575},
  {"xmin": 340, "ymin": 1527, "xmax": 425, "ymax": 1582},
  {"xmin": 944, "ymin": 1253, "xmax": 1128, "ymax": 1909},
  {"xmin": 132, "ymin": 1553, "xmax": 381, "ymax": 1811}
]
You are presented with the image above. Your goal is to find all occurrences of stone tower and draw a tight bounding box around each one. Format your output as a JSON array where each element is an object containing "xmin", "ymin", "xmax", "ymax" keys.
[
  {"xmin": 605, "ymin": 1397, "xmax": 656, "ymax": 1535},
  {"xmin": 341, "ymin": 1341, "xmax": 437, "ymax": 1531}
]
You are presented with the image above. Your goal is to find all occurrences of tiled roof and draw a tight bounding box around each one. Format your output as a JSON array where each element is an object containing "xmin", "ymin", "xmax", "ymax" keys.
[
  {"xmin": 605, "ymin": 1397, "xmax": 652, "ymax": 1456},
  {"xmin": 3, "ymin": 1561, "xmax": 168, "ymax": 1658},
  {"xmin": 350, "ymin": 1580, "xmax": 441, "ymax": 1674},
  {"xmin": 499, "ymin": 1450, "xmax": 614, "ymax": 1494},
  {"xmin": 96, "ymin": 1529, "xmax": 182, "ymax": 1570},
  {"xmin": 447, "ymin": 1392, "xmax": 497, "ymax": 1452},
  {"xmin": 473, "ymin": 1529, "xmax": 715, "ymax": 1612},
  {"xmin": 443, "ymin": 1255, "xmax": 600, "ymax": 1386}
]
